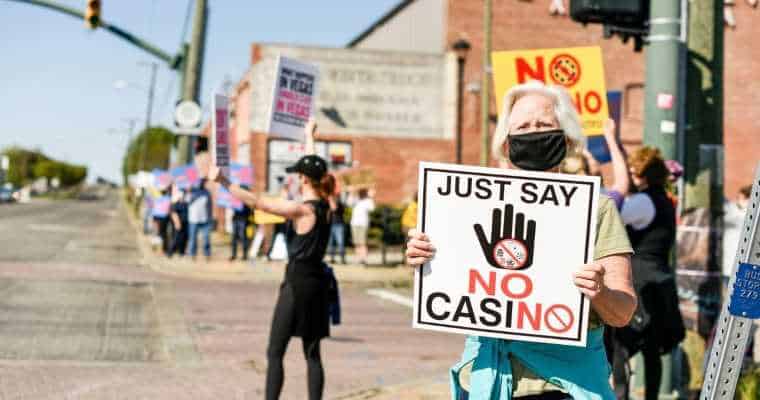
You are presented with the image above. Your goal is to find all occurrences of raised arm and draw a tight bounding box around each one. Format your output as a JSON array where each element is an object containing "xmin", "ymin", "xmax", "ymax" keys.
[
  {"xmin": 209, "ymin": 166, "xmax": 310, "ymax": 219},
  {"xmin": 304, "ymin": 119, "xmax": 317, "ymax": 156},
  {"xmin": 603, "ymin": 118, "xmax": 630, "ymax": 196}
]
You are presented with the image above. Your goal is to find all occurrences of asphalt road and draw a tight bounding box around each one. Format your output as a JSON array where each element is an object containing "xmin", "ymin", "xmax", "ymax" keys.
[{"xmin": 0, "ymin": 192, "xmax": 459, "ymax": 399}]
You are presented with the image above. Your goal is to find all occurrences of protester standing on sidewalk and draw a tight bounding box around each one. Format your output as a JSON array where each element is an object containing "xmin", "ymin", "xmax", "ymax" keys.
[
  {"xmin": 210, "ymin": 121, "xmax": 334, "ymax": 400},
  {"xmin": 327, "ymin": 193, "xmax": 347, "ymax": 264},
  {"xmin": 187, "ymin": 178, "xmax": 213, "ymax": 260},
  {"xmin": 152, "ymin": 188, "xmax": 172, "ymax": 255},
  {"xmin": 230, "ymin": 186, "xmax": 252, "ymax": 261},
  {"xmin": 407, "ymin": 80, "xmax": 637, "ymax": 400},
  {"xmin": 614, "ymin": 147, "xmax": 685, "ymax": 400},
  {"xmin": 349, "ymin": 188, "xmax": 375, "ymax": 265},
  {"xmin": 168, "ymin": 187, "xmax": 189, "ymax": 258}
]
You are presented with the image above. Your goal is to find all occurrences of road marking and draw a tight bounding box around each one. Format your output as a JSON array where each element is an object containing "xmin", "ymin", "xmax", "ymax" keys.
[{"xmin": 367, "ymin": 289, "xmax": 413, "ymax": 308}]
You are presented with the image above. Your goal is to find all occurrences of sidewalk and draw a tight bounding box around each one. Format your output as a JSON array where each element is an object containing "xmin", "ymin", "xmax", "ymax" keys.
[{"xmin": 126, "ymin": 201, "xmax": 414, "ymax": 287}]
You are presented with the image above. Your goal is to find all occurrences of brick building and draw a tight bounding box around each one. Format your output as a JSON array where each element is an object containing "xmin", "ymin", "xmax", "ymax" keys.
[{"xmin": 216, "ymin": 0, "xmax": 759, "ymax": 204}]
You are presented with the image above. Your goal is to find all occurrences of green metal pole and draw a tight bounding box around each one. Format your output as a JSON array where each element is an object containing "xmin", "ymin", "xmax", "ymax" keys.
[
  {"xmin": 643, "ymin": 0, "xmax": 683, "ymax": 160},
  {"xmin": 176, "ymin": 0, "xmax": 207, "ymax": 166},
  {"xmin": 639, "ymin": 1, "xmax": 685, "ymax": 398},
  {"xmin": 684, "ymin": 0, "xmax": 723, "ymax": 211},
  {"xmin": 480, "ymin": 0, "xmax": 492, "ymax": 167}
]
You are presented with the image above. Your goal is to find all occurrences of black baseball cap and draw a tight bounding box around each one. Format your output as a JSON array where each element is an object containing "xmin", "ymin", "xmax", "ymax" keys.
[{"xmin": 286, "ymin": 155, "xmax": 327, "ymax": 181}]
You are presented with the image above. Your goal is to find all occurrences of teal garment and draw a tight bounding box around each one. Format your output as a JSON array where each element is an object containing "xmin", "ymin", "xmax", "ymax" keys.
[{"xmin": 449, "ymin": 327, "xmax": 614, "ymax": 400}]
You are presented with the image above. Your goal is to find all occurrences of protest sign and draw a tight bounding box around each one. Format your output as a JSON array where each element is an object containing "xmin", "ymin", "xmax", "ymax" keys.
[
  {"xmin": 254, "ymin": 204, "xmax": 286, "ymax": 225},
  {"xmin": 267, "ymin": 56, "xmax": 319, "ymax": 141},
  {"xmin": 152, "ymin": 169, "xmax": 172, "ymax": 189},
  {"xmin": 230, "ymin": 163, "xmax": 254, "ymax": 186},
  {"xmin": 216, "ymin": 186, "xmax": 243, "ymax": 211},
  {"xmin": 413, "ymin": 162, "xmax": 600, "ymax": 346},
  {"xmin": 170, "ymin": 164, "xmax": 200, "ymax": 190},
  {"xmin": 211, "ymin": 94, "xmax": 231, "ymax": 175},
  {"xmin": 151, "ymin": 195, "xmax": 171, "ymax": 218},
  {"xmin": 492, "ymin": 46, "xmax": 608, "ymax": 135}
]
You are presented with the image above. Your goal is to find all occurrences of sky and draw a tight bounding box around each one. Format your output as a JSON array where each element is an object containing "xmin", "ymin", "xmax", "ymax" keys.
[{"xmin": 0, "ymin": 0, "xmax": 399, "ymax": 183}]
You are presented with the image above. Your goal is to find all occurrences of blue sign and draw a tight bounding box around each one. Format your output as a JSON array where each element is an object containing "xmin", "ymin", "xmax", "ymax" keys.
[
  {"xmin": 586, "ymin": 91, "xmax": 622, "ymax": 164},
  {"xmin": 728, "ymin": 263, "xmax": 760, "ymax": 318}
]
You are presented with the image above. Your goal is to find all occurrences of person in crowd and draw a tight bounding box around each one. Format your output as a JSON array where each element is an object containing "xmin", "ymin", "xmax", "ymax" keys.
[
  {"xmin": 187, "ymin": 178, "xmax": 213, "ymax": 260},
  {"xmin": 722, "ymin": 184, "xmax": 752, "ymax": 280},
  {"xmin": 406, "ymin": 80, "xmax": 637, "ymax": 400},
  {"xmin": 401, "ymin": 193, "xmax": 418, "ymax": 236},
  {"xmin": 349, "ymin": 188, "xmax": 375, "ymax": 265},
  {"xmin": 230, "ymin": 185, "xmax": 253, "ymax": 261},
  {"xmin": 209, "ymin": 120, "xmax": 333, "ymax": 400},
  {"xmin": 267, "ymin": 178, "xmax": 290, "ymax": 260},
  {"xmin": 327, "ymin": 192, "xmax": 347, "ymax": 264},
  {"xmin": 168, "ymin": 186, "xmax": 189, "ymax": 258},
  {"xmin": 152, "ymin": 187, "xmax": 171, "ymax": 255},
  {"xmin": 613, "ymin": 146, "xmax": 686, "ymax": 400},
  {"xmin": 561, "ymin": 118, "xmax": 629, "ymax": 210}
]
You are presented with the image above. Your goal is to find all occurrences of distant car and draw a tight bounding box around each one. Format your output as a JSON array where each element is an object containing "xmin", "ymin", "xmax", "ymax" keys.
[{"xmin": 0, "ymin": 188, "xmax": 15, "ymax": 203}]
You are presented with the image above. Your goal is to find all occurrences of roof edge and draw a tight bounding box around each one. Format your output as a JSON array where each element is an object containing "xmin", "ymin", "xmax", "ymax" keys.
[{"xmin": 346, "ymin": 0, "xmax": 415, "ymax": 48}]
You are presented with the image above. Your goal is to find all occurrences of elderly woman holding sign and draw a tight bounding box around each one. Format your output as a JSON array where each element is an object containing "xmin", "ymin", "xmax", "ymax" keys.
[{"xmin": 407, "ymin": 80, "xmax": 637, "ymax": 400}]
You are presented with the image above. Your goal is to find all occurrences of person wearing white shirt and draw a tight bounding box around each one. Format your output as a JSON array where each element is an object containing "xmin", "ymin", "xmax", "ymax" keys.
[{"xmin": 349, "ymin": 188, "xmax": 375, "ymax": 265}]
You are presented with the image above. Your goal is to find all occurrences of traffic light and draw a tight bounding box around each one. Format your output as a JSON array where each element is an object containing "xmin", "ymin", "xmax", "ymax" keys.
[
  {"xmin": 84, "ymin": 0, "xmax": 101, "ymax": 29},
  {"xmin": 569, "ymin": 0, "xmax": 648, "ymax": 51}
]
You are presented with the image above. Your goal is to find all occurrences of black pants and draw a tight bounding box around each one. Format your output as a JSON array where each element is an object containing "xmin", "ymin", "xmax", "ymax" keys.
[
  {"xmin": 155, "ymin": 217, "xmax": 170, "ymax": 254},
  {"xmin": 608, "ymin": 328, "xmax": 662, "ymax": 400},
  {"xmin": 265, "ymin": 286, "xmax": 324, "ymax": 400},
  {"xmin": 168, "ymin": 225, "xmax": 188, "ymax": 257},
  {"xmin": 231, "ymin": 219, "xmax": 249, "ymax": 259}
]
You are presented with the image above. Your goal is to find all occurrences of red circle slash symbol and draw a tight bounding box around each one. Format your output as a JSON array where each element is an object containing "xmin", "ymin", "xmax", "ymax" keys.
[
  {"xmin": 549, "ymin": 54, "xmax": 582, "ymax": 87},
  {"xmin": 493, "ymin": 238, "xmax": 528, "ymax": 270}
]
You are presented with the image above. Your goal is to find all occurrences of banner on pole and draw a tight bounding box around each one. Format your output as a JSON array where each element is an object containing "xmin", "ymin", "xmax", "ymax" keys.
[
  {"xmin": 492, "ymin": 46, "xmax": 608, "ymax": 136},
  {"xmin": 413, "ymin": 162, "xmax": 600, "ymax": 346},
  {"xmin": 230, "ymin": 163, "xmax": 254, "ymax": 186},
  {"xmin": 152, "ymin": 169, "xmax": 172, "ymax": 190},
  {"xmin": 216, "ymin": 186, "xmax": 243, "ymax": 211},
  {"xmin": 211, "ymin": 94, "xmax": 231, "ymax": 175},
  {"xmin": 267, "ymin": 56, "xmax": 319, "ymax": 141},
  {"xmin": 170, "ymin": 164, "xmax": 200, "ymax": 190}
]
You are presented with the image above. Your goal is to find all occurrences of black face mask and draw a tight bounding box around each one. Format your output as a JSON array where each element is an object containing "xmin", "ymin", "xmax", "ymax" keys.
[{"xmin": 508, "ymin": 129, "xmax": 567, "ymax": 171}]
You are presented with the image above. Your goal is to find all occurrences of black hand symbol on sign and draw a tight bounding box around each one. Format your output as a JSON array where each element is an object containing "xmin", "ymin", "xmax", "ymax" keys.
[{"xmin": 473, "ymin": 204, "xmax": 537, "ymax": 270}]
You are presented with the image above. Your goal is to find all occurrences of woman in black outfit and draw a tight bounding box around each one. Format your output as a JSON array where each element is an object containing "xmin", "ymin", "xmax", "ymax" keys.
[
  {"xmin": 209, "ymin": 122, "xmax": 334, "ymax": 400},
  {"xmin": 613, "ymin": 146, "xmax": 685, "ymax": 400}
]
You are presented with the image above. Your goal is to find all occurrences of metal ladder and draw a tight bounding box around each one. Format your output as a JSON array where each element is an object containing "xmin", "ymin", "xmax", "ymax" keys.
[{"xmin": 701, "ymin": 162, "xmax": 760, "ymax": 400}]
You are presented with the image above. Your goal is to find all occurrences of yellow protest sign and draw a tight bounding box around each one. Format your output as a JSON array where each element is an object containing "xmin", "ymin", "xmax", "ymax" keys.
[
  {"xmin": 254, "ymin": 209, "xmax": 286, "ymax": 225},
  {"xmin": 253, "ymin": 196, "xmax": 286, "ymax": 224},
  {"xmin": 492, "ymin": 46, "xmax": 608, "ymax": 135}
]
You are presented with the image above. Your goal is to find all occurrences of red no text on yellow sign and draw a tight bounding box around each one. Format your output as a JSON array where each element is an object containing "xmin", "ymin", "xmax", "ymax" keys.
[{"xmin": 492, "ymin": 46, "xmax": 608, "ymax": 136}]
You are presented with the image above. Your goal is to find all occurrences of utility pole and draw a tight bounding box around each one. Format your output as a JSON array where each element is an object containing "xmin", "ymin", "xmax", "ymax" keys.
[
  {"xmin": 140, "ymin": 61, "xmax": 158, "ymax": 170},
  {"xmin": 176, "ymin": 0, "xmax": 208, "ymax": 166},
  {"xmin": 642, "ymin": 0, "xmax": 684, "ymax": 161},
  {"xmin": 480, "ymin": 0, "xmax": 492, "ymax": 167},
  {"xmin": 640, "ymin": 0, "xmax": 687, "ymax": 397},
  {"xmin": 684, "ymin": 1, "xmax": 724, "ymax": 212}
]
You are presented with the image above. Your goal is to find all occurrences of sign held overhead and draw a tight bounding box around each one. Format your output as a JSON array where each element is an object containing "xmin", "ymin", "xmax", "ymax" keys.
[{"xmin": 266, "ymin": 56, "xmax": 320, "ymax": 142}]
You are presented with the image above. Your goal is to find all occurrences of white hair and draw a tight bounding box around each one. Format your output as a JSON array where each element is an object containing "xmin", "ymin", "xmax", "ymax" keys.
[{"xmin": 491, "ymin": 80, "xmax": 586, "ymax": 163}]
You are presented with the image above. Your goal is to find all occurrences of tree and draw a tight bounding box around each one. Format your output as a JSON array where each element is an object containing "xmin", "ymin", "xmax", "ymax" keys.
[
  {"xmin": 0, "ymin": 146, "xmax": 87, "ymax": 188},
  {"xmin": 121, "ymin": 126, "xmax": 175, "ymax": 184}
]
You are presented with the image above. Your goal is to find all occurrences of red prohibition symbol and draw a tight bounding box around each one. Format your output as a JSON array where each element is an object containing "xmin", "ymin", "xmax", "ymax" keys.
[
  {"xmin": 549, "ymin": 54, "xmax": 582, "ymax": 87},
  {"xmin": 544, "ymin": 304, "xmax": 575, "ymax": 334},
  {"xmin": 493, "ymin": 238, "xmax": 529, "ymax": 270}
]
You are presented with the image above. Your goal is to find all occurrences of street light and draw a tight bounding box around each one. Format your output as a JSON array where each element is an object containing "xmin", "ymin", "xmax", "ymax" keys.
[
  {"xmin": 114, "ymin": 62, "xmax": 159, "ymax": 171},
  {"xmin": 452, "ymin": 39, "xmax": 471, "ymax": 164}
]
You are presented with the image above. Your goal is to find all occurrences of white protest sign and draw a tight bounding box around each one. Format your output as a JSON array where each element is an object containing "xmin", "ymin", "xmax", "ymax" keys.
[
  {"xmin": 211, "ymin": 94, "xmax": 231, "ymax": 176},
  {"xmin": 267, "ymin": 56, "xmax": 319, "ymax": 141},
  {"xmin": 413, "ymin": 162, "xmax": 600, "ymax": 347}
]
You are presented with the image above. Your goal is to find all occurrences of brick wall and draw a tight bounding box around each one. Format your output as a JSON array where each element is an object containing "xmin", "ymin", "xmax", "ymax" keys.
[{"xmin": 446, "ymin": 0, "xmax": 759, "ymax": 197}]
